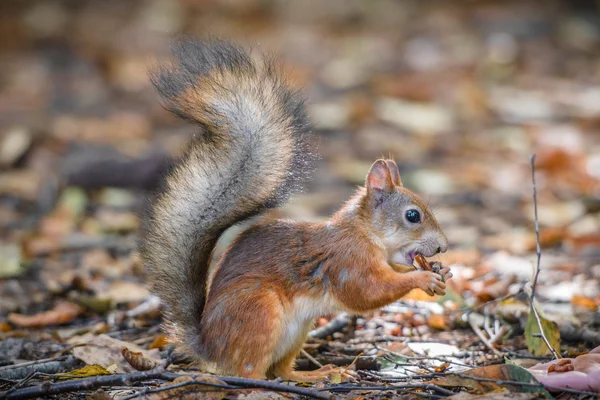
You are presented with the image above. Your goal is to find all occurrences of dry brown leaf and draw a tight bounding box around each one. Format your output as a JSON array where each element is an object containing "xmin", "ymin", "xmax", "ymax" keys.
[
  {"xmin": 149, "ymin": 334, "xmax": 169, "ymax": 350},
  {"xmin": 101, "ymin": 281, "xmax": 149, "ymax": 304},
  {"xmin": 435, "ymin": 361, "xmax": 451, "ymax": 373},
  {"xmin": 0, "ymin": 322, "xmax": 12, "ymax": 332},
  {"xmin": 475, "ymin": 274, "xmax": 517, "ymax": 302},
  {"xmin": 121, "ymin": 346, "xmax": 158, "ymax": 371},
  {"xmin": 565, "ymin": 233, "xmax": 600, "ymax": 254},
  {"xmin": 428, "ymin": 314, "xmax": 449, "ymax": 330},
  {"xmin": 571, "ymin": 295, "xmax": 598, "ymax": 311},
  {"xmin": 68, "ymin": 333, "xmax": 161, "ymax": 373},
  {"xmin": 524, "ymin": 227, "xmax": 567, "ymax": 251},
  {"xmin": 8, "ymin": 301, "xmax": 83, "ymax": 328},
  {"xmin": 403, "ymin": 288, "xmax": 440, "ymax": 302}
]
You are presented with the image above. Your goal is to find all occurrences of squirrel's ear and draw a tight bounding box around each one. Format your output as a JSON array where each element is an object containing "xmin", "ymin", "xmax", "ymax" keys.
[
  {"xmin": 384, "ymin": 159, "xmax": 403, "ymax": 187},
  {"xmin": 366, "ymin": 160, "xmax": 394, "ymax": 198}
]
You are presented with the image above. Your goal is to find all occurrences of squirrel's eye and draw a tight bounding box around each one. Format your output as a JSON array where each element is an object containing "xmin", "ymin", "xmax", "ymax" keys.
[{"xmin": 405, "ymin": 209, "xmax": 421, "ymax": 224}]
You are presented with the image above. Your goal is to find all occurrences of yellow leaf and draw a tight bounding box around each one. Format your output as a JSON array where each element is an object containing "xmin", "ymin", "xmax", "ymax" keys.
[
  {"xmin": 329, "ymin": 372, "xmax": 342, "ymax": 384},
  {"xmin": 57, "ymin": 364, "xmax": 111, "ymax": 380},
  {"xmin": 525, "ymin": 307, "xmax": 560, "ymax": 357}
]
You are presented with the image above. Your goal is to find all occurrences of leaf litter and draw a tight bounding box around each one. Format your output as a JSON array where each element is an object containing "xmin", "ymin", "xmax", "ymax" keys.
[{"xmin": 1, "ymin": 1, "xmax": 600, "ymax": 399}]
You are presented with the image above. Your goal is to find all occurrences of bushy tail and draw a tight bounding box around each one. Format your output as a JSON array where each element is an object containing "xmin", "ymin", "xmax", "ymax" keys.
[{"xmin": 140, "ymin": 39, "xmax": 313, "ymax": 357}]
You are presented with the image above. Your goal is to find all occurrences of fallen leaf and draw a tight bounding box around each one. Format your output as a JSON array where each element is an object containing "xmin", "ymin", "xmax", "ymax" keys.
[
  {"xmin": 0, "ymin": 322, "xmax": 12, "ymax": 332},
  {"xmin": 475, "ymin": 274, "xmax": 517, "ymax": 302},
  {"xmin": 122, "ymin": 346, "xmax": 158, "ymax": 371},
  {"xmin": 571, "ymin": 295, "xmax": 597, "ymax": 311},
  {"xmin": 72, "ymin": 295, "xmax": 114, "ymax": 314},
  {"xmin": 428, "ymin": 314, "xmax": 449, "ymax": 330},
  {"xmin": 149, "ymin": 334, "xmax": 169, "ymax": 350},
  {"xmin": 448, "ymin": 393, "xmax": 542, "ymax": 399},
  {"xmin": 525, "ymin": 307, "xmax": 561, "ymax": 357},
  {"xmin": 101, "ymin": 281, "xmax": 149, "ymax": 304},
  {"xmin": 57, "ymin": 364, "xmax": 111, "ymax": 380},
  {"xmin": 565, "ymin": 233, "xmax": 600, "ymax": 254},
  {"xmin": 430, "ymin": 364, "xmax": 551, "ymax": 397},
  {"xmin": 527, "ymin": 227, "xmax": 566, "ymax": 250},
  {"xmin": 68, "ymin": 333, "xmax": 161, "ymax": 373},
  {"xmin": 8, "ymin": 302, "xmax": 83, "ymax": 328},
  {"xmin": 435, "ymin": 362, "xmax": 451, "ymax": 373}
]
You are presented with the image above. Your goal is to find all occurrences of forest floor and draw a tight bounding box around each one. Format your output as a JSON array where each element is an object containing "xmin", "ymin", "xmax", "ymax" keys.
[{"xmin": 1, "ymin": 0, "xmax": 599, "ymax": 398}]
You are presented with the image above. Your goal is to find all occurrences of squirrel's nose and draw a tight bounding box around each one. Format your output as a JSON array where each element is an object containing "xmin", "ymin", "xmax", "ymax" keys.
[{"xmin": 437, "ymin": 240, "xmax": 448, "ymax": 254}]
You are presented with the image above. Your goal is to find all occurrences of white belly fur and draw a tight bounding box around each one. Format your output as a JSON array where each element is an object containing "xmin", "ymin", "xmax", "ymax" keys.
[{"xmin": 272, "ymin": 294, "xmax": 342, "ymax": 364}]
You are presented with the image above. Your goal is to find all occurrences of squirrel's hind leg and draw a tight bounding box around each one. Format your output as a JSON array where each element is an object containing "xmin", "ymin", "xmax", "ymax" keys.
[{"xmin": 201, "ymin": 284, "xmax": 284, "ymax": 379}]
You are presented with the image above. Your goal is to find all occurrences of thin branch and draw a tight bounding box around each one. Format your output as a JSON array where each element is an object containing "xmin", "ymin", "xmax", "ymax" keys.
[
  {"xmin": 300, "ymin": 349, "xmax": 323, "ymax": 368},
  {"xmin": 0, "ymin": 371, "xmax": 330, "ymax": 400},
  {"xmin": 374, "ymin": 344, "xmax": 471, "ymax": 368},
  {"xmin": 309, "ymin": 312, "xmax": 351, "ymax": 339},
  {"xmin": 118, "ymin": 378, "xmax": 241, "ymax": 400},
  {"xmin": 0, "ymin": 356, "xmax": 81, "ymax": 381},
  {"xmin": 468, "ymin": 313, "xmax": 502, "ymax": 356},
  {"xmin": 529, "ymin": 154, "xmax": 560, "ymax": 360},
  {"xmin": 321, "ymin": 383, "xmax": 454, "ymax": 397}
]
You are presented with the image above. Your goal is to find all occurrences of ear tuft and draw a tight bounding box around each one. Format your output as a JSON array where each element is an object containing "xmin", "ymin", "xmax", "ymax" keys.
[
  {"xmin": 384, "ymin": 159, "xmax": 403, "ymax": 187},
  {"xmin": 366, "ymin": 159, "xmax": 394, "ymax": 194}
]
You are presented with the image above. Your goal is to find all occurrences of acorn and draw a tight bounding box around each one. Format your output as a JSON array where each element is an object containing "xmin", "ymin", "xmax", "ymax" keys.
[{"xmin": 414, "ymin": 254, "xmax": 444, "ymax": 282}]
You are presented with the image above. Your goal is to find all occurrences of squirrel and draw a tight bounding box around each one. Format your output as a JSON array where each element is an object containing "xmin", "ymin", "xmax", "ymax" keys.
[{"xmin": 141, "ymin": 39, "xmax": 451, "ymax": 382}]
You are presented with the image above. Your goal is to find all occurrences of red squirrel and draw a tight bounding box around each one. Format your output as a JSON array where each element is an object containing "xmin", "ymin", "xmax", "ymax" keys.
[{"xmin": 141, "ymin": 39, "xmax": 451, "ymax": 382}]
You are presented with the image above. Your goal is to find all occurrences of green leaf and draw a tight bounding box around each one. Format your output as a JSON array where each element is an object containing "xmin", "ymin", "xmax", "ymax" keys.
[
  {"xmin": 504, "ymin": 356, "xmax": 517, "ymax": 365},
  {"xmin": 525, "ymin": 306, "xmax": 560, "ymax": 357}
]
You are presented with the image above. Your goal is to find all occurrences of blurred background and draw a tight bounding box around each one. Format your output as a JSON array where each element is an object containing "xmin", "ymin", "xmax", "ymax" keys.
[{"xmin": 1, "ymin": 0, "xmax": 599, "ymax": 316}]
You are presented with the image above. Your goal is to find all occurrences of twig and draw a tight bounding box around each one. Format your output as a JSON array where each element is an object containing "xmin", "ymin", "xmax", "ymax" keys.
[
  {"xmin": 300, "ymin": 349, "xmax": 323, "ymax": 368},
  {"xmin": 295, "ymin": 356, "xmax": 380, "ymax": 371},
  {"xmin": 117, "ymin": 378, "xmax": 241, "ymax": 400},
  {"xmin": 309, "ymin": 312, "xmax": 351, "ymax": 339},
  {"xmin": 0, "ymin": 356, "xmax": 81, "ymax": 381},
  {"xmin": 321, "ymin": 383, "xmax": 454, "ymax": 397},
  {"xmin": 529, "ymin": 154, "xmax": 560, "ymax": 360},
  {"xmin": 341, "ymin": 352, "xmax": 363, "ymax": 376},
  {"xmin": 467, "ymin": 313, "xmax": 501, "ymax": 356},
  {"xmin": 0, "ymin": 370, "xmax": 330, "ymax": 400},
  {"xmin": 374, "ymin": 344, "xmax": 472, "ymax": 368}
]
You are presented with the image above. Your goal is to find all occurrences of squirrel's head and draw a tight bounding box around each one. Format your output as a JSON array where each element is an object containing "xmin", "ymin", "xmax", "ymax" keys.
[{"xmin": 363, "ymin": 159, "xmax": 448, "ymax": 266}]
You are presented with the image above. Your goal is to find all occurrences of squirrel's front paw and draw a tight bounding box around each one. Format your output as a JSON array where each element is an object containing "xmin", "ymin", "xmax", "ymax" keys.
[
  {"xmin": 414, "ymin": 270, "xmax": 446, "ymax": 296},
  {"xmin": 429, "ymin": 261, "xmax": 452, "ymax": 283}
]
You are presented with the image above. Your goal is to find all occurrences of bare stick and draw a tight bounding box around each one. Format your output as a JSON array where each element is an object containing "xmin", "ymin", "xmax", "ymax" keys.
[
  {"xmin": 467, "ymin": 314, "xmax": 501, "ymax": 356},
  {"xmin": 309, "ymin": 312, "xmax": 351, "ymax": 339},
  {"xmin": 0, "ymin": 371, "xmax": 330, "ymax": 400},
  {"xmin": 529, "ymin": 154, "xmax": 560, "ymax": 360},
  {"xmin": 300, "ymin": 349, "xmax": 323, "ymax": 368}
]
